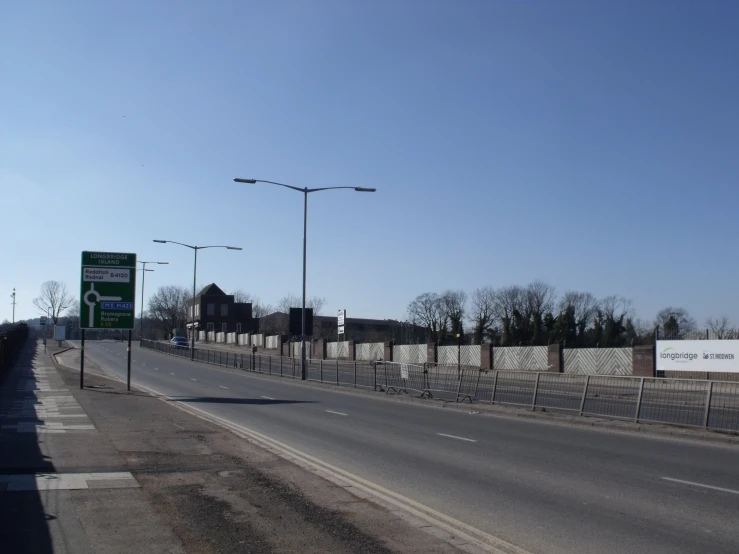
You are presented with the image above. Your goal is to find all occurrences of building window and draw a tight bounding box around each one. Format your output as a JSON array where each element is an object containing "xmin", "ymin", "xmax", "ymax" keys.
[
  {"xmin": 222, "ymin": 323, "xmax": 227, "ymax": 332},
  {"xmin": 207, "ymin": 322, "xmax": 214, "ymax": 331},
  {"xmin": 236, "ymin": 323, "xmax": 242, "ymax": 333},
  {"xmin": 207, "ymin": 303, "xmax": 215, "ymax": 316},
  {"xmin": 195, "ymin": 304, "xmax": 199, "ymax": 317},
  {"xmin": 221, "ymin": 304, "xmax": 228, "ymax": 317}
]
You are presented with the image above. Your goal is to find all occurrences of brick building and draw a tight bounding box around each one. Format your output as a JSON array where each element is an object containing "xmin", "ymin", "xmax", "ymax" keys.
[{"xmin": 186, "ymin": 284, "xmax": 255, "ymax": 338}]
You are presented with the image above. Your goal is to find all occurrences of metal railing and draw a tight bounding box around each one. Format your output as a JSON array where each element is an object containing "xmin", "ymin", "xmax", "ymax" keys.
[{"xmin": 139, "ymin": 340, "xmax": 739, "ymax": 433}]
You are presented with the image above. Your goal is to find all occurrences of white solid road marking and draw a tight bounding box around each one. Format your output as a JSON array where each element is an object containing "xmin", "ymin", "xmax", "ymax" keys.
[
  {"xmin": 325, "ymin": 410, "xmax": 348, "ymax": 416},
  {"xmin": 261, "ymin": 395, "xmax": 275, "ymax": 400},
  {"xmin": 191, "ymin": 378, "xmax": 197, "ymax": 382},
  {"xmin": 437, "ymin": 433, "xmax": 478, "ymax": 443},
  {"xmin": 662, "ymin": 477, "xmax": 739, "ymax": 496},
  {"xmin": 219, "ymin": 386, "xmax": 229, "ymax": 390}
]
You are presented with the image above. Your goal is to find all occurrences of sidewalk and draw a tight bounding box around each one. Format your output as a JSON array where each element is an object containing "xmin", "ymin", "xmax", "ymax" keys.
[
  {"xmin": 1, "ymin": 341, "xmax": 459, "ymax": 554},
  {"xmin": 0, "ymin": 340, "xmax": 184, "ymax": 554}
]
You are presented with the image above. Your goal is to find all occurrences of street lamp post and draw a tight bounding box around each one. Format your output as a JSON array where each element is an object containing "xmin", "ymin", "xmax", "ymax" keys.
[
  {"xmin": 10, "ymin": 288, "xmax": 16, "ymax": 324},
  {"xmin": 233, "ymin": 178, "xmax": 376, "ymax": 380},
  {"xmin": 137, "ymin": 261, "xmax": 169, "ymax": 343},
  {"xmin": 153, "ymin": 240, "xmax": 242, "ymax": 360}
]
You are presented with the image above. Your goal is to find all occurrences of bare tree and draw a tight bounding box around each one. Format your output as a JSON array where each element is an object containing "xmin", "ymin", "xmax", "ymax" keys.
[
  {"xmin": 276, "ymin": 294, "xmax": 300, "ymax": 314},
  {"xmin": 65, "ymin": 299, "xmax": 81, "ymax": 330},
  {"xmin": 67, "ymin": 299, "xmax": 80, "ymax": 319},
  {"xmin": 407, "ymin": 292, "xmax": 448, "ymax": 342},
  {"xmin": 33, "ymin": 281, "xmax": 72, "ymax": 324},
  {"xmin": 706, "ymin": 316, "xmax": 736, "ymax": 339},
  {"xmin": 558, "ymin": 291, "xmax": 599, "ymax": 338},
  {"xmin": 524, "ymin": 280, "xmax": 556, "ymax": 344},
  {"xmin": 148, "ymin": 285, "xmax": 189, "ymax": 334},
  {"xmin": 308, "ymin": 296, "xmax": 326, "ymax": 316},
  {"xmin": 276, "ymin": 294, "xmax": 325, "ymax": 316},
  {"xmin": 232, "ymin": 289, "xmax": 273, "ymax": 318},
  {"xmin": 525, "ymin": 280, "xmax": 556, "ymax": 317},
  {"xmin": 601, "ymin": 295, "xmax": 633, "ymax": 320},
  {"xmin": 492, "ymin": 285, "xmax": 525, "ymax": 344},
  {"xmin": 441, "ymin": 290, "xmax": 467, "ymax": 337},
  {"xmin": 470, "ymin": 286, "xmax": 496, "ymax": 344},
  {"xmin": 654, "ymin": 307, "xmax": 696, "ymax": 337}
]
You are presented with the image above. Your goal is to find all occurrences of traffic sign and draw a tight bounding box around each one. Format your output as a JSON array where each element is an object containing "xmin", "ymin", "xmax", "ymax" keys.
[
  {"xmin": 80, "ymin": 251, "xmax": 137, "ymax": 330},
  {"xmin": 40, "ymin": 316, "xmax": 47, "ymax": 326}
]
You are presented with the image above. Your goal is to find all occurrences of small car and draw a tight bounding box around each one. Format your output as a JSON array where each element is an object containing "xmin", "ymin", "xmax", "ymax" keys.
[{"xmin": 170, "ymin": 336, "xmax": 189, "ymax": 347}]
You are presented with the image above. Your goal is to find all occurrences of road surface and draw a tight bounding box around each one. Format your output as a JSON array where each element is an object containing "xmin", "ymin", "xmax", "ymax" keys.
[{"xmin": 73, "ymin": 340, "xmax": 739, "ymax": 554}]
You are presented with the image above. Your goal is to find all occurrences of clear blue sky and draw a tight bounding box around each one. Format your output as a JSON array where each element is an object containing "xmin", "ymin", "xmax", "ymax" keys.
[{"xmin": 1, "ymin": 0, "xmax": 737, "ymax": 326}]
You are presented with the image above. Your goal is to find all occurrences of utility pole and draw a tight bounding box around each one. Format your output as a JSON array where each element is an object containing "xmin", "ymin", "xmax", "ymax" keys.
[{"xmin": 10, "ymin": 288, "xmax": 16, "ymax": 323}]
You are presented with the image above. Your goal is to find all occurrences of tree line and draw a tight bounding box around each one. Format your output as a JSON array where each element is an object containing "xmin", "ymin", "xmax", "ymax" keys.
[
  {"xmin": 15, "ymin": 280, "xmax": 738, "ymax": 345},
  {"xmin": 407, "ymin": 281, "xmax": 737, "ymax": 347}
]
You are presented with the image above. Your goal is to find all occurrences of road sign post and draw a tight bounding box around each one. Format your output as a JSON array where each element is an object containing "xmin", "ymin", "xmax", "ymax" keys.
[
  {"xmin": 337, "ymin": 309, "xmax": 346, "ymax": 343},
  {"xmin": 80, "ymin": 251, "xmax": 137, "ymax": 389},
  {"xmin": 40, "ymin": 316, "xmax": 48, "ymax": 352}
]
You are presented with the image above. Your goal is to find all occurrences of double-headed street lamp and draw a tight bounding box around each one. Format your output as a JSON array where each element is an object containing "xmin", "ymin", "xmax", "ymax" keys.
[
  {"xmin": 153, "ymin": 240, "xmax": 242, "ymax": 360},
  {"xmin": 137, "ymin": 260, "xmax": 169, "ymax": 342},
  {"xmin": 233, "ymin": 178, "xmax": 376, "ymax": 380}
]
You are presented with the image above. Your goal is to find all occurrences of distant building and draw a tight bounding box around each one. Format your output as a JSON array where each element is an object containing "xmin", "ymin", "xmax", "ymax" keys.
[
  {"xmin": 257, "ymin": 311, "xmax": 426, "ymax": 344},
  {"xmin": 186, "ymin": 283, "xmax": 255, "ymax": 338}
]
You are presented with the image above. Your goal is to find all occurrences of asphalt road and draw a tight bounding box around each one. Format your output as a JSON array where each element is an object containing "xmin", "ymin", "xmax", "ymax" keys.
[
  {"xmin": 74, "ymin": 340, "xmax": 739, "ymax": 554},
  {"xmin": 149, "ymin": 342, "xmax": 739, "ymax": 431}
]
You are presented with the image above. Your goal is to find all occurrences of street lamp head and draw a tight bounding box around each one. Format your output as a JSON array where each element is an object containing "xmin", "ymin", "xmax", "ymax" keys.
[
  {"xmin": 226, "ymin": 246, "xmax": 243, "ymax": 250},
  {"xmin": 153, "ymin": 240, "xmax": 167, "ymax": 243},
  {"xmin": 354, "ymin": 187, "xmax": 376, "ymax": 192},
  {"xmin": 157, "ymin": 262, "xmax": 169, "ymax": 265},
  {"xmin": 234, "ymin": 178, "xmax": 257, "ymax": 184}
]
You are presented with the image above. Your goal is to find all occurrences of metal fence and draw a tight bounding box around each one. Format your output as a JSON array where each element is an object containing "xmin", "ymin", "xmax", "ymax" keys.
[
  {"xmin": 656, "ymin": 328, "xmax": 739, "ymax": 340},
  {"xmin": 139, "ymin": 340, "xmax": 739, "ymax": 433}
]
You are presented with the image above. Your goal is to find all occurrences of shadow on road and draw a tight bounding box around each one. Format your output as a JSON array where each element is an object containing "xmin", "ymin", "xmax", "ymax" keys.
[
  {"xmin": 0, "ymin": 342, "xmax": 55, "ymax": 554},
  {"xmin": 168, "ymin": 397, "xmax": 316, "ymax": 406}
]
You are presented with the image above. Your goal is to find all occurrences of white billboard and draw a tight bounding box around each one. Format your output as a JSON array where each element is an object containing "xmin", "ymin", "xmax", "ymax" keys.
[{"xmin": 656, "ymin": 340, "xmax": 739, "ymax": 372}]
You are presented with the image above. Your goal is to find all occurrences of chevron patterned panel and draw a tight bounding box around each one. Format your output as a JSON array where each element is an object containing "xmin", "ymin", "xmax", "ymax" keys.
[
  {"xmin": 461, "ymin": 345, "xmax": 481, "ymax": 367},
  {"xmin": 438, "ymin": 346, "xmax": 457, "ymax": 365},
  {"xmin": 356, "ymin": 343, "xmax": 384, "ymax": 361},
  {"xmin": 564, "ymin": 348, "xmax": 632, "ymax": 376},
  {"xmin": 393, "ymin": 344, "xmax": 427, "ymax": 365},
  {"xmin": 493, "ymin": 347, "xmax": 548, "ymax": 371},
  {"xmin": 326, "ymin": 341, "xmax": 349, "ymax": 358},
  {"xmin": 292, "ymin": 341, "xmax": 312, "ymax": 359}
]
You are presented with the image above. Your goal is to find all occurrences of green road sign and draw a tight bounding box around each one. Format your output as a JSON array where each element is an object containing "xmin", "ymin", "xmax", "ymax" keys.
[{"xmin": 80, "ymin": 251, "xmax": 137, "ymax": 330}]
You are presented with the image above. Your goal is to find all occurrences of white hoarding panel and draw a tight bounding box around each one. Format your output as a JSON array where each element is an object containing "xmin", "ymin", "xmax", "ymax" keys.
[{"xmin": 656, "ymin": 340, "xmax": 739, "ymax": 372}]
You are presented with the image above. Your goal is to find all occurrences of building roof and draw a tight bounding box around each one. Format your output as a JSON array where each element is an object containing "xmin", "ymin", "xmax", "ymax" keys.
[
  {"xmin": 259, "ymin": 312, "xmax": 421, "ymax": 328},
  {"xmin": 197, "ymin": 283, "xmax": 226, "ymax": 297}
]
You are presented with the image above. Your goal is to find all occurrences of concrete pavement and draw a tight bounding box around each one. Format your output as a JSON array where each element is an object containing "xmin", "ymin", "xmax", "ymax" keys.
[
  {"xmin": 60, "ymin": 339, "xmax": 739, "ymax": 554},
  {"xmin": 0, "ymin": 341, "xmax": 184, "ymax": 554},
  {"xmin": 1, "ymin": 341, "xmax": 472, "ymax": 554}
]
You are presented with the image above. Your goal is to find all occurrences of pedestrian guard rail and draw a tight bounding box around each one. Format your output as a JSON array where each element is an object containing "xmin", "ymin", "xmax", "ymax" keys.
[{"xmin": 140, "ymin": 340, "xmax": 739, "ymax": 433}]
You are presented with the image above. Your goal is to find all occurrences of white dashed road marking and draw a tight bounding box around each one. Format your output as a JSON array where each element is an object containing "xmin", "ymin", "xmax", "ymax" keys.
[
  {"xmin": 437, "ymin": 433, "xmax": 477, "ymax": 443},
  {"xmin": 325, "ymin": 410, "xmax": 348, "ymax": 416},
  {"xmin": 662, "ymin": 477, "xmax": 739, "ymax": 496}
]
